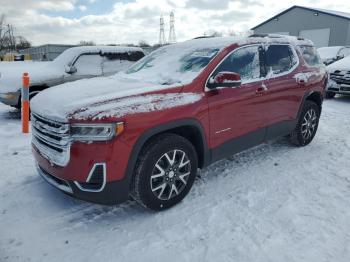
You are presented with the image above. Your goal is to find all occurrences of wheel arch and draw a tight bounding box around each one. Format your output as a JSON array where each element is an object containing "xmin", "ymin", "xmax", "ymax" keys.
[
  {"xmin": 124, "ymin": 119, "xmax": 210, "ymax": 189},
  {"xmin": 297, "ymin": 91, "xmax": 323, "ymax": 119}
]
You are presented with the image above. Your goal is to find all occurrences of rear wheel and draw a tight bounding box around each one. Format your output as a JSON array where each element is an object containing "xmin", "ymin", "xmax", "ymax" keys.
[
  {"xmin": 290, "ymin": 100, "xmax": 320, "ymax": 146},
  {"xmin": 132, "ymin": 134, "xmax": 198, "ymax": 211}
]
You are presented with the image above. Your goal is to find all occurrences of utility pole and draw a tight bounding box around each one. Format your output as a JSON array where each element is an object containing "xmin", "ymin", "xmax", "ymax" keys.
[
  {"xmin": 168, "ymin": 11, "xmax": 176, "ymax": 44},
  {"xmin": 159, "ymin": 15, "xmax": 166, "ymax": 46}
]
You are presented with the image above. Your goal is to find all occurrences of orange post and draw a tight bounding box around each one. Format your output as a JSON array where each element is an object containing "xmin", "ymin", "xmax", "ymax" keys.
[{"xmin": 22, "ymin": 72, "xmax": 30, "ymax": 133}]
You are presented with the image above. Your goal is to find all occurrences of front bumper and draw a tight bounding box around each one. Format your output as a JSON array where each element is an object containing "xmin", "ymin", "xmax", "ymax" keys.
[
  {"xmin": 327, "ymin": 84, "xmax": 350, "ymax": 95},
  {"xmin": 0, "ymin": 91, "xmax": 20, "ymax": 106},
  {"xmin": 33, "ymin": 145, "xmax": 132, "ymax": 205}
]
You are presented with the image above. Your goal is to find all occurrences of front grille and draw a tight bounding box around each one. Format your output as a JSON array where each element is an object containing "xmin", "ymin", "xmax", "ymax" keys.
[
  {"xmin": 340, "ymin": 86, "xmax": 350, "ymax": 92},
  {"xmin": 31, "ymin": 113, "xmax": 71, "ymax": 166},
  {"xmin": 330, "ymin": 70, "xmax": 350, "ymax": 85}
]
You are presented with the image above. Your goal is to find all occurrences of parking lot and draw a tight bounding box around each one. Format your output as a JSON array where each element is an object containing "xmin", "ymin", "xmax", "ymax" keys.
[{"xmin": 1, "ymin": 97, "xmax": 350, "ymax": 262}]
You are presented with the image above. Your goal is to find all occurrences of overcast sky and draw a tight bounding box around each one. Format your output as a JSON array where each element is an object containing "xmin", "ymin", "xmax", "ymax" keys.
[{"xmin": 1, "ymin": 0, "xmax": 350, "ymax": 46}]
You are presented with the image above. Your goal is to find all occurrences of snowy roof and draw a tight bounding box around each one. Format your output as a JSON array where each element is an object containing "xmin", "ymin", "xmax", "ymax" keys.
[
  {"xmin": 52, "ymin": 45, "xmax": 144, "ymax": 65},
  {"xmin": 252, "ymin": 5, "xmax": 350, "ymax": 30}
]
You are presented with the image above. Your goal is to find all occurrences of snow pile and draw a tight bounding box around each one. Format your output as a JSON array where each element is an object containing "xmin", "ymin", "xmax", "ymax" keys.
[{"xmin": 73, "ymin": 93, "xmax": 203, "ymax": 120}]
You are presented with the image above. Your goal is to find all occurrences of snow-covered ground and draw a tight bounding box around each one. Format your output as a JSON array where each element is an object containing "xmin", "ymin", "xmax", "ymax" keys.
[{"xmin": 1, "ymin": 97, "xmax": 350, "ymax": 262}]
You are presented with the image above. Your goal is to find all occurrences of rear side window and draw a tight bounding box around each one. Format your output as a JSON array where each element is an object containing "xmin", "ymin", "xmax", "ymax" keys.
[
  {"xmin": 300, "ymin": 46, "xmax": 321, "ymax": 66},
  {"xmin": 101, "ymin": 51, "xmax": 144, "ymax": 62},
  {"xmin": 265, "ymin": 45, "xmax": 296, "ymax": 74},
  {"xmin": 213, "ymin": 45, "xmax": 261, "ymax": 81}
]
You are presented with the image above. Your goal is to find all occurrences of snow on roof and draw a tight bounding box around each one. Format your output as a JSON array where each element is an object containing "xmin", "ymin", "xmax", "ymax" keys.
[{"xmin": 53, "ymin": 45, "xmax": 144, "ymax": 65}]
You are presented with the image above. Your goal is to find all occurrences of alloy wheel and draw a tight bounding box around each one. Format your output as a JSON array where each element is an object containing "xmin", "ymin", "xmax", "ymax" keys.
[
  {"xmin": 301, "ymin": 108, "xmax": 317, "ymax": 140},
  {"xmin": 150, "ymin": 149, "xmax": 191, "ymax": 201}
]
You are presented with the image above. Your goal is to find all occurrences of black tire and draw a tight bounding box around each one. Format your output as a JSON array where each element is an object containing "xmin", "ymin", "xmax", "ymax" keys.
[
  {"xmin": 290, "ymin": 100, "xmax": 320, "ymax": 147},
  {"xmin": 132, "ymin": 133, "xmax": 198, "ymax": 211},
  {"xmin": 325, "ymin": 91, "xmax": 336, "ymax": 99}
]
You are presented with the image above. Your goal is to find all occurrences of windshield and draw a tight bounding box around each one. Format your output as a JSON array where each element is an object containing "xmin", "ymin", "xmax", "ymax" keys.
[{"xmin": 125, "ymin": 45, "xmax": 220, "ymax": 85}]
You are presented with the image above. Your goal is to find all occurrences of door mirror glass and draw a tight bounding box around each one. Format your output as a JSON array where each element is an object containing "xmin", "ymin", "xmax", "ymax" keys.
[
  {"xmin": 65, "ymin": 65, "xmax": 77, "ymax": 74},
  {"xmin": 207, "ymin": 72, "xmax": 242, "ymax": 89}
]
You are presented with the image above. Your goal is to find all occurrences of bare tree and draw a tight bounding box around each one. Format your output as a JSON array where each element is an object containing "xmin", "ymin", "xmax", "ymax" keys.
[
  {"xmin": 16, "ymin": 36, "xmax": 31, "ymax": 50},
  {"xmin": 138, "ymin": 40, "xmax": 150, "ymax": 47}
]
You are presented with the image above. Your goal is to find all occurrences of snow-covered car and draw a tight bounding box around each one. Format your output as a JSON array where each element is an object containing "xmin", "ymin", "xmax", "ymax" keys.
[
  {"xmin": 318, "ymin": 46, "xmax": 350, "ymax": 65},
  {"xmin": 0, "ymin": 46, "xmax": 145, "ymax": 108},
  {"xmin": 326, "ymin": 55, "xmax": 350, "ymax": 98},
  {"xmin": 30, "ymin": 35, "xmax": 326, "ymax": 210}
]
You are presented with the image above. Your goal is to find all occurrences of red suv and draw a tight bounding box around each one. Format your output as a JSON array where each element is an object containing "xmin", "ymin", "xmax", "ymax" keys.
[{"xmin": 31, "ymin": 35, "xmax": 327, "ymax": 210}]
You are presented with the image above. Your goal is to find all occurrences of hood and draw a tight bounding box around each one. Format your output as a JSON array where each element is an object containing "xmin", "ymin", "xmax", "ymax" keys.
[
  {"xmin": 327, "ymin": 56, "xmax": 350, "ymax": 72},
  {"xmin": 0, "ymin": 61, "xmax": 58, "ymax": 93},
  {"xmin": 30, "ymin": 74, "xmax": 201, "ymax": 122}
]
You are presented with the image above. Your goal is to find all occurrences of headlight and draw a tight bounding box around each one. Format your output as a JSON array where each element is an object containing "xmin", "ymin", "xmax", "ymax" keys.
[{"xmin": 70, "ymin": 122, "xmax": 124, "ymax": 141}]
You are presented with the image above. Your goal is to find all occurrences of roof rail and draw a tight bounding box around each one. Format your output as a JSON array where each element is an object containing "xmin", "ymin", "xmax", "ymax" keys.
[{"xmin": 249, "ymin": 34, "xmax": 285, "ymax": 38}]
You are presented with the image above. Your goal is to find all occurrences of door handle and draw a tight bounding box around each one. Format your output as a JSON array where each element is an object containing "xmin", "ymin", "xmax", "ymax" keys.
[{"xmin": 256, "ymin": 84, "xmax": 268, "ymax": 94}]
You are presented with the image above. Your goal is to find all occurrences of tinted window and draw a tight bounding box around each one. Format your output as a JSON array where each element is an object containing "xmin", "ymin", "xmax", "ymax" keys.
[
  {"xmin": 101, "ymin": 51, "xmax": 144, "ymax": 62},
  {"xmin": 265, "ymin": 45, "xmax": 295, "ymax": 74},
  {"xmin": 300, "ymin": 46, "xmax": 321, "ymax": 66},
  {"xmin": 213, "ymin": 45, "xmax": 261, "ymax": 81}
]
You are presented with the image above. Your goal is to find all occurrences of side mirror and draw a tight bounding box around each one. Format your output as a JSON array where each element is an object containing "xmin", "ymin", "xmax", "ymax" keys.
[
  {"xmin": 207, "ymin": 72, "xmax": 242, "ymax": 89},
  {"xmin": 336, "ymin": 55, "xmax": 344, "ymax": 60},
  {"xmin": 65, "ymin": 65, "xmax": 77, "ymax": 74}
]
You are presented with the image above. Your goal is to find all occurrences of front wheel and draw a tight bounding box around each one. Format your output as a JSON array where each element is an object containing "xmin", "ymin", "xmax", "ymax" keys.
[
  {"xmin": 132, "ymin": 134, "xmax": 198, "ymax": 211},
  {"xmin": 289, "ymin": 100, "xmax": 320, "ymax": 146}
]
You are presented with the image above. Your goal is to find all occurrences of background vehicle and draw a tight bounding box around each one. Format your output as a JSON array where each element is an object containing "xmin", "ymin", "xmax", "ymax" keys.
[
  {"xmin": 0, "ymin": 46, "xmax": 145, "ymax": 108},
  {"xmin": 318, "ymin": 46, "xmax": 350, "ymax": 65},
  {"xmin": 326, "ymin": 55, "xmax": 350, "ymax": 98},
  {"xmin": 31, "ymin": 35, "xmax": 326, "ymax": 211}
]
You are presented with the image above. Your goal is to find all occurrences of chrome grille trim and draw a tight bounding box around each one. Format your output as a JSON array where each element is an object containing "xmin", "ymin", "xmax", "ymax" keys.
[{"xmin": 31, "ymin": 113, "xmax": 71, "ymax": 167}]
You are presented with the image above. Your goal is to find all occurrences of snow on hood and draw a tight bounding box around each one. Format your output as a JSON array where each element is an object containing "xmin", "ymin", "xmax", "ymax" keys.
[
  {"xmin": 0, "ymin": 61, "xmax": 59, "ymax": 93},
  {"xmin": 317, "ymin": 46, "xmax": 342, "ymax": 60},
  {"xmin": 327, "ymin": 56, "xmax": 350, "ymax": 72},
  {"xmin": 71, "ymin": 92, "xmax": 203, "ymax": 121},
  {"xmin": 30, "ymin": 74, "xmax": 190, "ymax": 122}
]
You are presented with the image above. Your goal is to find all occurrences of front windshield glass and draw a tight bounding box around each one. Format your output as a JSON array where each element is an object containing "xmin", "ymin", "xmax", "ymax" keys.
[{"xmin": 124, "ymin": 44, "xmax": 220, "ymax": 85}]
